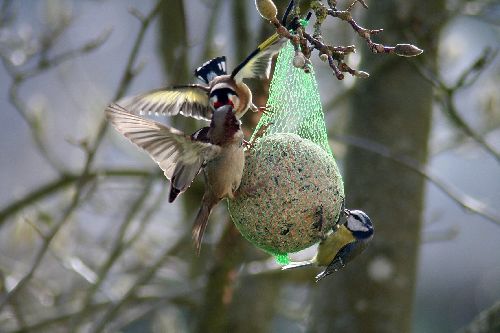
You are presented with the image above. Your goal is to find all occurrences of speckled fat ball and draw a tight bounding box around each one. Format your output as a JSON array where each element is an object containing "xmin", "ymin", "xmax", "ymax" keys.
[{"xmin": 228, "ymin": 133, "xmax": 344, "ymax": 256}]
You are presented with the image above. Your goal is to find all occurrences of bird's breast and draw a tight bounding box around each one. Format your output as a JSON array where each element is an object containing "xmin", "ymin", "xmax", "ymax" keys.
[
  {"xmin": 315, "ymin": 226, "xmax": 356, "ymax": 266},
  {"xmin": 204, "ymin": 141, "xmax": 245, "ymax": 199}
]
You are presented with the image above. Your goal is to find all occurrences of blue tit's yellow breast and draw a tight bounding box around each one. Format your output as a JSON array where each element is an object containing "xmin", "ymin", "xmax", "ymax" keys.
[{"xmin": 315, "ymin": 225, "xmax": 355, "ymax": 267}]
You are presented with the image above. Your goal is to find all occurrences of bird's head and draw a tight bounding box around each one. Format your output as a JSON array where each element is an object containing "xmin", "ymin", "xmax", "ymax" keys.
[
  {"xmin": 344, "ymin": 209, "xmax": 374, "ymax": 240},
  {"xmin": 209, "ymin": 83, "xmax": 240, "ymax": 111}
]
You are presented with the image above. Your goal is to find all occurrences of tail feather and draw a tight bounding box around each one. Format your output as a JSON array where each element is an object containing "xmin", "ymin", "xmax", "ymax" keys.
[
  {"xmin": 315, "ymin": 269, "xmax": 335, "ymax": 282},
  {"xmin": 168, "ymin": 187, "xmax": 181, "ymax": 203},
  {"xmin": 281, "ymin": 260, "xmax": 314, "ymax": 270},
  {"xmin": 192, "ymin": 195, "xmax": 218, "ymax": 255},
  {"xmin": 195, "ymin": 56, "xmax": 227, "ymax": 84},
  {"xmin": 315, "ymin": 258, "xmax": 344, "ymax": 282}
]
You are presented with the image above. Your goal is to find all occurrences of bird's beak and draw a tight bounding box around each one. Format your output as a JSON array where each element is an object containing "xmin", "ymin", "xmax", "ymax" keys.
[{"xmin": 343, "ymin": 208, "xmax": 351, "ymax": 216}]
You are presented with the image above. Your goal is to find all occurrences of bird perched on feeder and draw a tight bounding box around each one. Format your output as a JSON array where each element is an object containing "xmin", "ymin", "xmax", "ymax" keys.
[
  {"xmin": 282, "ymin": 209, "xmax": 374, "ymax": 282},
  {"xmin": 105, "ymin": 103, "xmax": 245, "ymax": 253}
]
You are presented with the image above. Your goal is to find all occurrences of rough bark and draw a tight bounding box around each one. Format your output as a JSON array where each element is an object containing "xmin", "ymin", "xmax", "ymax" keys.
[{"xmin": 195, "ymin": 224, "xmax": 246, "ymax": 333}]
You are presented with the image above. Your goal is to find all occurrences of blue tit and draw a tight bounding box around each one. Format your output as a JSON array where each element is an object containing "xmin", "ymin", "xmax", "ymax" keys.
[
  {"xmin": 106, "ymin": 103, "xmax": 245, "ymax": 253},
  {"xmin": 282, "ymin": 209, "xmax": 374, "ymax": 282}
]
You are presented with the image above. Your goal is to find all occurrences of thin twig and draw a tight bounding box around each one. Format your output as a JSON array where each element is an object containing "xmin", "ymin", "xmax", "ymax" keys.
[
  {"xmin": 3, "ymin": 281, "xmax": 202, "ymax": 333},
  {"xmin": 23, "ymin": 218, "xmax": 98, "ymax": 288},
  {"xmin": 332, "ymin": 134, "xmax": 500, "ymax": 226},
  {"xmin": 441, "ymin": 93, "xmax": 500, "ymax": 163},
  {"xmin": 0, "ymin": 169, "xmax": 158, "ymax": 225},
  {"xmin": 123, "ymin": 185, "xmax": 169, "ymax": 248},
  {"xmin": 0, "ymin": 29, "xmax": 112, "ymax": 172},
  {"xmin": 415, "ymin": 49, "xmax": 500, "ymax": 163},
  {"xmin": 70, "ymin": 177, "xmax": 155, "ymax": 331},
  {"xmin": 90, "ymin": 234, "xmax": 189, "ymax": 333},
  {"xmin": 263, "ymin": 0, "xmax": 421, "ymax": 78},
  {"xmin": 0, "ymin": 2, "xmax": 162, "ymax": 311}
]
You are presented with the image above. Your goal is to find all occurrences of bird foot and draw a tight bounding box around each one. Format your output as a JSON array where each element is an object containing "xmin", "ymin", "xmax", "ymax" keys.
[
  {"xmin": 243, "ymin": 140, "xmax": 255, "ymax": 150},
  {"xmin": 243, "ymin": 122, "xmax": 273, "ymax": 155},
  {"xmin": 252, "ymin": 122, "xmax": 273, "ymax": 142},
  {"xmin": 234, "ymin": 180, "xmax": 267, "ymax": 199},
  {"xmin": 257, "ymin": 105, "xmax": 272, "ymax": 116}
]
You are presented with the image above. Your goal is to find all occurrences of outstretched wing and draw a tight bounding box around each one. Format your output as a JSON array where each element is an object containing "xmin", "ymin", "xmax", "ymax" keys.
[
  {"xmin": 231, "ymin": 1, "xmax": 312, "ymax": 82},
  {"xmin": 106, "ymin": 104, "xmax": 221, "ymax": 199},
  {"xmin": 231, "ymin": 34, "xmax": 287, "ymax": 82},
  {"xmin": 119, "ymin": 84, "xmax": 212, "ymax": 121}
]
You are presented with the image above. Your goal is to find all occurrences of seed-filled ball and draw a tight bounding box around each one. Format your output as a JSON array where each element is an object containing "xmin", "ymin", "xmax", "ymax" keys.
[{"xmin": 228, "ymin": 133, "xmax": 344, "ymax": 256}]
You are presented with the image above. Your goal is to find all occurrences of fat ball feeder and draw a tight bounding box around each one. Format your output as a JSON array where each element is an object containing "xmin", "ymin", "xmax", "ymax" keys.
[{"xmin": 228, "ymin": 42, "xmax": 344, "ymax": 264}]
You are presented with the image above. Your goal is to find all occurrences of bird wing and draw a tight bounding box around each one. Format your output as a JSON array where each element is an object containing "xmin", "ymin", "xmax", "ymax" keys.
[
  {"xmin": 119, "ymin": 84, "xmax": 212, "ymax": 121},
  {"xmin": 106, "ymin": 104, "xmax": 221, "ymax": 193},
  {"xmin": 231, "ymin": 33, "xmax": 287, "ymax": 82},
  {"xmin": 315, "ymin": 241, "xmax": 367, "ymax": 282}
]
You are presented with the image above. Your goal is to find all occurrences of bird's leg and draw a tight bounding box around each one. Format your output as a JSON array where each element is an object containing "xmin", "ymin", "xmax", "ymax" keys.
[
  {"xmin": 251, "ymin": 122, "xmax": 273, "ymax": 144},
  {"xmin": 234, "ymin": 179, "xmax": 267, "ymax": 199},
  {"xmin": 250, "ymin": 103, "xmax": 272, "ymax": 116},
  {"xmin": 242, "ymin": 139, "xmax": 254, "ymax": 150},
  {"xmin": 243, "ymin": 122, "xmax": 273, "ymax": 155}
]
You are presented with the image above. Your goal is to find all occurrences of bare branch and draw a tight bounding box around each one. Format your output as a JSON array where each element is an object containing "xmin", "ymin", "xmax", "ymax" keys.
[
  {"xmin": 0, "ymin": 28, "xmax": 112, "ymax": 172},
  {"xmin": 457, "ymin": 300, "xmax": 500, "ymax": 333},
  {"xmin": 0, "ymin": 169, "xmax": 158, "ymax": 225},
  {"xmin": 416, "ymin": 49, "xmax": 500, "ymax": 163},
  {"xmin": 331, "ymin": 134, "xmax": 500, "ymax": 226},
  {"xmin": 70, "ymin": 177, "xmax": 155, "ymax": 331},
  {"xmin": 0, "ymin": 1, "xmax": 162, "ymax": 312},
  {"xmin": 90, "ymin": 234, "xmax": 189, "ymax": 333},
  {"xmin": 260, "ymin": 0, "xmax": 422, "ymax": 79}
]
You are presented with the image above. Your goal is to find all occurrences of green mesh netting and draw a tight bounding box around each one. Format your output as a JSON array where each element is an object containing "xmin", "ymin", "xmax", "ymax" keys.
[
  {"xmin": 228, "ymin": 41, "xmax": 344, "ymax": 264},
  {"xmin": 251, "ymin": 41, "xmax": 332, "ymax": 155}
]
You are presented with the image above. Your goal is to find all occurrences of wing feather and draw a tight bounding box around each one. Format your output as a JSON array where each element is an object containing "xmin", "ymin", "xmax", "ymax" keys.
[
  {"xmin": 232, "ymin": 34, "xmax": 287, "ymax": 82},
  {"xmin": 119, "ymin": 85, "xmax": 212, "ymax": 121},
  {"xmin": 106, "ymin": 104, "xmax": 221, "ymax": 195}
]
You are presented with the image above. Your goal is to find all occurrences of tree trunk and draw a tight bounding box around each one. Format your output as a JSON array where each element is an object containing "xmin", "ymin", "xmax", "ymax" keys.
[{"xmin": 309, "ymin": 1, "xmax": 445, "ymax": 332}]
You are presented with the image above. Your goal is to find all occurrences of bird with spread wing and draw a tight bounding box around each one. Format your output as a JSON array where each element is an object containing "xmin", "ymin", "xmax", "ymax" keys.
[
  {"xmin": 118, "ymin": 0, "xmax": 308, "ymax": 123},
  {"xmin": 119, "ymin": 35, "xmax": 286, "ymax": 122}
]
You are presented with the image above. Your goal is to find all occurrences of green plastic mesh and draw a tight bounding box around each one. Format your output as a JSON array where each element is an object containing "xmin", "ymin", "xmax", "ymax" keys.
[
  {"xmin": 251, "ymin": 41, "xmax": 332, "ymax": 155},
  {"xmin": 228, "ymin": 41, "xmax": 344, "ymax": 264}
]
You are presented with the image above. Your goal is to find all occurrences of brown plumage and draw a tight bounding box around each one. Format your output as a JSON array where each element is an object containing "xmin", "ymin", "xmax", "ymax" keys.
[
  {"xmin": 105, "ymin": 103, "xmax": 245, "ymax": 253},
  {"xmin": 191, "ymin": 102, "xmax": 245, "ymax": 253}
]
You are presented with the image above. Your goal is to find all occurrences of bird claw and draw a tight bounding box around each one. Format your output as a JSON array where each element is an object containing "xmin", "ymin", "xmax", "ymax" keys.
[
  {"xmin": 243, "ymin": 122, "xmax": 273, "ymax": 155},
  {"xmin": 252, "ymin": 122, "xmax": 273, "ymax": 142},
  {"xmin": 243, "ymin": 140, "xmax": 255, "ymax": 150},
  {"xmin": 257, "ymin": 106, "xmax": 272, "ymax": 116},
  {"xmin": 235, "ymin": 179, "xmax": 267, "ymax": 198}
]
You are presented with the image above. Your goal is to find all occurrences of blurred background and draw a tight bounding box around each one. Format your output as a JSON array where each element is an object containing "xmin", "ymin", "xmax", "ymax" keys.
[{"xmin": 0, "ymin": 0, "xmax": 499, "ymax": 332}]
